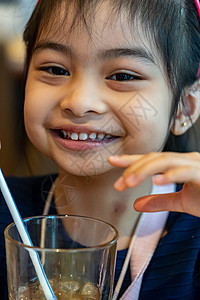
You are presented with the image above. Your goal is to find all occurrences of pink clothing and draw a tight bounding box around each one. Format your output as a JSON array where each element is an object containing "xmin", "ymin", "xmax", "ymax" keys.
[{"xmin": 120, "ymin": 183, "xmax": 175, "ymax": 300}]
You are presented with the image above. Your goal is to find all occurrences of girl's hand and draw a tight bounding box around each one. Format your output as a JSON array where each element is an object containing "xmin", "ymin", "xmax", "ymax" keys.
[{"xmin": 108, "ymin": 152, "xmax": 200, "ymax": 218}]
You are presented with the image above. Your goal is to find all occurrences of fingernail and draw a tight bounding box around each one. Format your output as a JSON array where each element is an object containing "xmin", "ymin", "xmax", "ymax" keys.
[
  {"xmin": 109, "ymin": 155, "xmax": 120, "ymax": 160},
  {"xmin": 153, "ymin": 175, "xmax": 164, "ymax": 184}
]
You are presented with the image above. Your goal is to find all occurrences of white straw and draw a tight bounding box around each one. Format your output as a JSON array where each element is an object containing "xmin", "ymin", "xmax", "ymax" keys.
[{"xmin": 0, "ymin": 169, "xmax": 56, "ymax": 300}]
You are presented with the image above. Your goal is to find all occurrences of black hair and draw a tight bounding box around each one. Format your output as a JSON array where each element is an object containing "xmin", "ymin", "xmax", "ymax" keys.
[
  {"xmin": 23, "ymin": 0, "xmax": 200, "ymax": 124},
  {"xmin": 22, "ymin": 0, "xmax": 200, "ymax": 152}
]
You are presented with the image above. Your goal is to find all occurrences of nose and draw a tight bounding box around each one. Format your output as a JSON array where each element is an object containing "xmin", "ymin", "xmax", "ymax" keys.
[{"xmin": 59, "ymin": 79, "xmax": 108, "ymax": 117}]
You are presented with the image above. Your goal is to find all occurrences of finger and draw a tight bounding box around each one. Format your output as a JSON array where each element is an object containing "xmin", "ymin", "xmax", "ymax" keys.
[
  {"xmin": 113, "ymin": 152, "xmax": 200, "ymax": 191},
  {"xmin": 154, "ymin": 166, "xmax": 200, "ymax": 185},
  {"xmin": 118, "ymin": 153, "xmax": 200, "ymax": 188},
  {"xmin": 113, "ymin": 153, "xmax": 161, "ymax": 190},
  {"xmin": 108, "ymin": 154, "xmax": 142, "ymax": 167},
  {"xmin": 123, "ymin": 152, "xmax": 199, "ymax": 178},
  {"xmin": 112, "ymin": 153, "xmax": 161, "ymax": 190},
  {"xmin": 110, "ymin": 152, "xmax": 200, "ymax": 170},
  {"xmin": 114, "ymin": 154, "xmax": 171, "ymax": 191},
  {"xmin": 133, "ymin": 192, "xmax": 183, "ymax": 213}
]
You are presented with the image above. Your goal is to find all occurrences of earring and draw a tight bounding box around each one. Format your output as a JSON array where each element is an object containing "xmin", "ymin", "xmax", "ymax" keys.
[{"xmin": 181, "ymin": 122, "xmax": 187, "ymax": 127}]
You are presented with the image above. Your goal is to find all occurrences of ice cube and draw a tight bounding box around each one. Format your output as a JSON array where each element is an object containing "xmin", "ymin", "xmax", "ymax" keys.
[
  {"xmin": 58, "ymin": 280, "xmax": 80, "ymax": 293},
  {"xmin": 17, "ymin": 286, "xmax": 29, "ymax": 300},
  {"xmin": 81, "ymin": 282, "xmax": 99, "ymax": 296},
  {"xmin": 18, "ymin": 284, "xmax": 43, "ymax": 300}
]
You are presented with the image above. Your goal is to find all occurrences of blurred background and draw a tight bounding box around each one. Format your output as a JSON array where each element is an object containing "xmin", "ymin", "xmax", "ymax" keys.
[
  {"xmin": 0, "ymin": 0, "xmax": 199, "ymax": 177},
  {"xmin": 0, "ymin": 0, "xmax": 57, "ymax": 176}
]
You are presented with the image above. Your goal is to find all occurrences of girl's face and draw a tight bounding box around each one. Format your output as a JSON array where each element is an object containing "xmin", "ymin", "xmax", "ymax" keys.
[{"xmin": 24, "ymin": 4, "xmax": 173, "ymax": 176}]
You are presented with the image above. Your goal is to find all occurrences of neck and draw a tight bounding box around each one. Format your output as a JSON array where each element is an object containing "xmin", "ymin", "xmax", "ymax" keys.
[{"xmin": 54, "ymin": 168, "xmax": 152, "ymax": 249}]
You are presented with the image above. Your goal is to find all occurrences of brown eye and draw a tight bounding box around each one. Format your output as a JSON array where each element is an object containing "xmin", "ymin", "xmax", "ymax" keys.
[
  {"xmin": 40, "ymin": 66, "xmax": 70, "ymax": 76},
  {"xmin": 107, "ymin": 73, "xmax": 136, "ymax": 81},
  {"xmin": 106, "ymin": 73, "xmax": 140, "ymax": 81}
]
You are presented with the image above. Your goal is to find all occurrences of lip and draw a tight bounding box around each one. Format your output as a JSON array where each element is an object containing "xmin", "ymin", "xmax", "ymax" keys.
[
  {"xmin": 52, "ymin": 124, "xmax": 122, "ymax": 136},
  {"xmin": 49, "ymin": 128, "xmax": 120, "ymax": 151}
]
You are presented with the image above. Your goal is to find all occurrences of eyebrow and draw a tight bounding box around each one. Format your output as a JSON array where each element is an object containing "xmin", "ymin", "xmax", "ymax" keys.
[
  {"xmin": 34, "ymin": 41, "xmax": 156, "ymax": 65},
  {"xmin": 99, "ymin": 48, "xmax": 156, "ymax": 65},
  {"xmin": 34, "ymin": 41, "xmax": 73, "ymax": 56}
]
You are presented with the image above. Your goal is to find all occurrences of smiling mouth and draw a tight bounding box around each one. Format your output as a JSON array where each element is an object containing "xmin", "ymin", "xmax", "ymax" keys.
[{"xmin": 52, "ymin": 129, "xmax": 119, "ymax": 142}]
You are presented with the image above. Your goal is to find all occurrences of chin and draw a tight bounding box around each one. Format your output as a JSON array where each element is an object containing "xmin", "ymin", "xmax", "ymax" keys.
[{"xmin": 55, "ymin": 157, "xmax": 112, "ymax": 178}]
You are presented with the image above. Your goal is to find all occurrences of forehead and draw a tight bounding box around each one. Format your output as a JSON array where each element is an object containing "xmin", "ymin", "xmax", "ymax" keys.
[{"xmin": 36, "ymin": 1, "xmax": 162, "ymax": 66}]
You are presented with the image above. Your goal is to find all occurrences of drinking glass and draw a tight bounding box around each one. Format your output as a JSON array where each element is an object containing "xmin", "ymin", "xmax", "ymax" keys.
[{"xmin": 5, "ymin": 215, "xmax": 118, "ymax": 299}]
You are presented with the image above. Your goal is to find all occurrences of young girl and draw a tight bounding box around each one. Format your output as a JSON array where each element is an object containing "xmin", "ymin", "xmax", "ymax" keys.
[{"xmin": 1, "ymin": 0, "xmax": 200, "ymax": 299}]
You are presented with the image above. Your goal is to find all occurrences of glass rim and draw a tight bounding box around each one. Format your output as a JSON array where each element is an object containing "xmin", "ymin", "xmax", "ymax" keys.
[{"xmin": 4, "ymin": 214, "xmax": 119, "ymax": 252}]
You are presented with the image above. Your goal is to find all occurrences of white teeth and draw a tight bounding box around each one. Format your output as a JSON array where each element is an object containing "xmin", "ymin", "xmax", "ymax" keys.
[
  {"xmin": 71, "ymin": 132, "xmax": 79, "ymax": 140},
  {"xmin": 79, "ymin": 133, "xmax": 88, "ymax": 140},
  {"xmin": 60, "ymin": 130, "xmax": 112, "ymax": 141},
  {"xmin": 97, "ymin": 133, "xmax": 105, "ymax": 140},
  {"xmin": 89, "ymin": 133, "xmax": 97, "ymax": 140}
]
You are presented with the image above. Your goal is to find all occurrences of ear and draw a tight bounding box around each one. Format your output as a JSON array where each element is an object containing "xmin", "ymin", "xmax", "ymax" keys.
[{"xmin": 171, "ymin": 80, "xmax": 200, "ymax": 135}]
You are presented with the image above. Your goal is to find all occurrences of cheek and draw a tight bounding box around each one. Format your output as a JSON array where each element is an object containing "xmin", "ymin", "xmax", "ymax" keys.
[
  {"xmin": 24, "ymin": 82, "xmax": 56, "ymax": 127},
  {"xmin": 24, "ymin": 91, "xmax": 43, "ymax": 136},
  {"xmin": 120, "ymin": 92, "xmax": 172, "ymax": 153},
  {"xmin": 24, "ymin": 83, "xmax": 54, "ymax": 149},
  {"xmin": 23, "ymin": 98, "xmax": 45, "ymax": 152}
]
